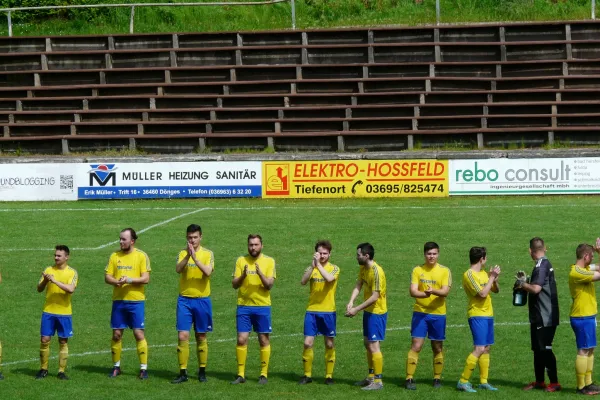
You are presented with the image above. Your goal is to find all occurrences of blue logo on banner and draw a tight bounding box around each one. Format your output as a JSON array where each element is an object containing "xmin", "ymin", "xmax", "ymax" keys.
[{"xmin": 89, "ymin": 164, "xmax": 118, "ymax": 186}]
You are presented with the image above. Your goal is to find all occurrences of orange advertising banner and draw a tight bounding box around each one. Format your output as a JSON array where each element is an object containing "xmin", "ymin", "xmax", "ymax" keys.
[{"xmin": 262, "ymin": 160, "xmax": 448, "ymax": 198}]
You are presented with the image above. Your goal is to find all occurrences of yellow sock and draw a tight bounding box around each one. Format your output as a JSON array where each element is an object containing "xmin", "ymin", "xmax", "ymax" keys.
[
  {"xmin": 197, "ymin": 340, "xmax": 208, "ymax": 368},
  {"xmin": 433, "ymin": 352, "xmax": 444, "ymax": 379},
  {"xmin": 367, "ymin": 351, "xmax": 374, "ymax": 378},
  {"xmin": 40, "ymin": 342, "xmax": 50, "ymax": 370},
  {"xmin": 372, "ymin": 352, "xmax": 383, "ymax": 384},
  {"xmin": 460, "ymin": 353, "xmax": 479, "ymax": 383},
  {"xmin": 302, "ymin": 347, "xmax": 314, "ymax": 378},
  {"xmin": 136, "ymin": 339, "xmax": 148, "ymax": 368},
  {"xmin": 325, "ymin": 348, "xmax": 335, "ymax": 379},
  {"xmin": 587, "ymin": 354, "xmax": 594, "ymax": 386},
  {"xmin": 58, "ymin": 343, "xmax": 68, "ymax": 373},
  {"xmin": 177, "ymin": 340, "xmax": 189, "ymax": 370},
  {"xmin": 236, "ymin": 345, "xmax": 247, "ymax": 378},
  {"xmin": 260, "ymin": 345, "xmax": 271, "ymax": 378},
  {"xmin": 577, "ymin": 355, "xmax": 588, "ymax": 389},
  {"xmin": 479, "ymin": 353, "xmax": 490, "ymax": 384},
  {"xmin": 111, "ymin": 339, "xmax": 122, "ymax": 364},
  {"xmin": 406, "ymin": 349, "xmax": 419, "ymax": 379}
]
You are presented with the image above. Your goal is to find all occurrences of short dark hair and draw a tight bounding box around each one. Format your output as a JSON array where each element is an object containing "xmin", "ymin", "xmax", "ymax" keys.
[
  {"xmin": 424, "ymin": 242, "xmax": 439, "ymax": 253},
  {"xmin": 121, "ymin": 227, "xmax": 138, "ymax": 241},
  {"xmin": 469, "ymin": 247, "xmax": 486, "ymax": 264},
  {"xmin": 357, "ymin": 242, "xmax": 375, "ymax": 260},
  {"xmin": 576, "ymin": 243, "xmax": 594, "ymax": 260},
  {"xmin": 248, "ymin": 234, "xmax": 262, "ymax": 243},
  {"xmin": 55, "ymin": 244, "xmax": 70, "ymax": 256},
  {"xmin": 530, "ymin": 237, "xmax": 545, "ymax": 252},
  {"xmin": 187, "ymin": 224, "xmax": 202, "ymax": 234},
  {"xmin": 315, "ymin": 240, "xmax": 332, "ymax": 252}
]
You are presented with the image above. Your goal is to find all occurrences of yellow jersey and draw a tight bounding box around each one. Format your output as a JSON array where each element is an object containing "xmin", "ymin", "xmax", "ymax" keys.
[
  {"xmin": 40, "ymin": 265, "xmax": 78, "ymax": 315},
  {"xmin": 306, "ymin": 262, "xmax": 340, "ymax": 313},
  {"xmin": 178, "ymin": 247, "xmax": 214, "ymax": 298},
  {"xmin": 411, "ymin": 263, "xmax": 452, "ymax": 315},
  {"xmin": 105, "ymin": 248, "xmax": 151, "ymax": 301},
  {"xmin": 233, "ymin": 253, "xmax": 276, "ymax": 306},
  {"xmin": 462, "ymin": 268, "xmax": 493, "ymax": 318},
  {"xmin": 569, "ymin": 264, "xmax": 597, "ymax": 318},
  {"xmin": 359, "ymin": 262, "xmax": 387, "ymax": 315}
]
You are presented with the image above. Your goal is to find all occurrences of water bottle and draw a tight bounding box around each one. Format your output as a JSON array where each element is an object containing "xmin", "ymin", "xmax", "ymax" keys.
[{"xmin": 513, "ymin": 288, "xmax": 527, "ymax": 306}]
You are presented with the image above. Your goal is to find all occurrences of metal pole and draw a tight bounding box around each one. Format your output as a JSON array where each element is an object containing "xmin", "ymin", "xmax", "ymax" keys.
[
  {"xmin": 291, "ymin": 0, "xmax": 296, "ymax": 29},
  {"xmin": 593, "ymin": 0, "xmax": 596, "ymax": 20},
  {"xmin": 436, "ymin": 0, "xmax": 440, "ymax": 25},
  {"xmin": 129, "ymin": 5, "xmax": 135, "ymax": 33},
  {"xmin": 7, "ymin": 11, "xmax": 11, "ymax": 37}
]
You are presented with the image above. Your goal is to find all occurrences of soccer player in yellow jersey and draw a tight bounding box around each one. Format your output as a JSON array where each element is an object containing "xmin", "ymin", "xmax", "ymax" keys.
[
  {"xmin": 346, "ymin": 242, "xmax": 387, "ymax": 391},
  {"xmin": 104, "ymin": 228, "xmax": 151, "ymax": 380},
  {"xmin": 405, "ymin": 241, "xmax": 451, "ymax": 390},
  {"xmin": 231, "ymin": 234, "xmax": 276, "ymax": 385},
  {"xmin": 35, "ymin": 245, "xmax": 78, "ymax": 380},
  {"xmin": 568, "ymin": 240, "xmax": 600, "ymax": 395},
  {"xmin": 172, "ymin": 224, "xmax": 214, "ymax": 384},
  {"xmin": 298, "ymin": 240, "xmax": 340, "ymax": 385},
  {"xmin": 457, "ymin": 247, "xmax": 500, "ymax": 393}
]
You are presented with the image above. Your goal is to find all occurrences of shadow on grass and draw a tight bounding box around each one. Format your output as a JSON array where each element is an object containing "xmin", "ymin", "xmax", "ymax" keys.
[{"xmin": 11, "ymin": 367, "xmax": 39, "ymax": 377}]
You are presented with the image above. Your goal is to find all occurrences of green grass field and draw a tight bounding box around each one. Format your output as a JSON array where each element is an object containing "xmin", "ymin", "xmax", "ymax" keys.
[{"xmin": 0, "ymin": 196, "xmax": 597, "ymax": 399}]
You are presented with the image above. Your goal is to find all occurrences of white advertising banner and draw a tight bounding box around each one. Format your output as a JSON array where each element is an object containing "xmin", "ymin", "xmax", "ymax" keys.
[
  {"xmin": 76, "ymin": 161, "xmax": 262, "ymax": 199},
  {"xmin": 450, "ymin": 158, "xmax": 600, "ymax": 195},
  {"xmin": 0, "ymin": 163, "xmax": 77, "ymax": 201}
]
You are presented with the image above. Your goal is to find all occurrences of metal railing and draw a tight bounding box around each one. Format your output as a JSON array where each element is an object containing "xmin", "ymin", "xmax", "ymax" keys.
[{"xmin": 0, "ymin": 0, "xmax": 296, "ymax": 37}]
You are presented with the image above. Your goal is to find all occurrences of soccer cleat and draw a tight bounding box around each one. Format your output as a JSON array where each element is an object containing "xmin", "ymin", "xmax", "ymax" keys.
[
  {"xmin": 35, "ymin": 369, "xmax": 48, "ymax": 380},
  {"xmin": 108, "ymin": 366, "xmax": 121, "ymax": 378},
  {"xmin": 298, "ymin": 375, "xmax": 313, "ymax": 385},
  {"xmin": 171, "ymin": 373, "xmax": 188, "ymax": 384},
  {"xmin": 258, "ymin": 375, "xmax": 268, "ymax": 385},
  {"xmin": 362, "ymin": 381, "xmax": 383, "ymax": 391},
  {"xmin": 433, "ymin": 378, "xmax": 442, "ymax": 388},
  {"xmin": 478, "ymin": 383, "xmax": 498, "ymax": 391},
  {"xmin": 523, "ymin": 381, "xmax": 546, "ymax": 391},
  {"xmin": 57, "ymin": 372, "xmax": 69, "ymax": 381},
  {"xmin": 0, "ymin": 371, "xmax": 4, "ymax": 380},
  {"xmin": 354, "ymin": 377, "xmax": 373, "ymax": 387},
  {"xmin": 230, "ymin": 375, "xmax": 246, "ymax": 385},
  {"xmin": 405, "ymin": 378, "xmax": 417, "ymax": 390},
  {"xmin": 138, "ymin": 369, "xmax": 148, "ymax": 380},
  {"xmin": 577, "ymin": 386, "xmax": 600, "ymax": 395},
  {"xmin": 457, "ymin": 381, "xmax": 477, "ymax": 393},
  {"xmin": 198, "ymin": 368, "xmax": 207, "ymax": 382},
  {"xmin": 546, "ymin": 383, "xmax": 562, "ymax": 392},
  {"xmin": 324, "ymin": 377, "xmax": 334, "ymax": 385}
]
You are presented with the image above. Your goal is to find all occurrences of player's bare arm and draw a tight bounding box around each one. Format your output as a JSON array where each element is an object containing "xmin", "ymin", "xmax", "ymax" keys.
[
  {"xmin": 346, "ymin": 279, "xmax": 363, "ymax": 313},
  {"xmin": 232, "ymin": 264, "xmax": 248, "ymax": 289},
  {"xmin": 105, "ymin": 273, "xmax": 125, "ymax": 287},
  {"xmin": 46, "ymin": 274, "xmax": 76, "ymax": 294},
  {"xmin": 478, "ymin": 266, "xmax": 501, "ymax": 298},
  {"xmin": 300, "ymin": 265, "xmax": 313, "ymax": 285},
  {"xmin": 123, "ymin": 271, "xmax": 150, "ymax": 285},
  {"xmin": 346, "ymin": 290, "xmax": 380, "ymax": 317},
  {"xmin": 255, "ymin": 264, "xmax": 274, "ymax": 290},
  {"xmin": 315, "ymin": 262, "xmax": 336, "ymax": 283},
  {"xmin": 409, "ymin": 282, "xmax": 431, "ymax": 299},
  {"xmin": 37, "ymin": 273, "xmax": 50, "ymax": 292}
]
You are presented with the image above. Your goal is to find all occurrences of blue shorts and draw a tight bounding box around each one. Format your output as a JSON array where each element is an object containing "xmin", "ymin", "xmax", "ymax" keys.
[
  {"xmin": 363, "ymin": 312, "xmax": 387, "ymax": 341},
  {"xmin": 41, "ymin": 312, "xmax": 73, "ymax": 338},
  {"xmin": 111, "ymin": 301, "xmax": 145, "ymax": 330},
  {"xmin": 176, "ymin": 296, "xmax": 213, "ymax": 333},
  {"xmin": 304, "ymin": 312, "xmax": 336, "ymax": 337},
  {"xmin": 469, "ymin": 317, "xmax": 494, "ymax": 346},
  {"xmin": 411, "ymin": 312, "xmax": 446, "ymax": 341},
  {"xmin": 571, "ymin": 315, "xmax": 597, "ymax": 350},
  {"xmin": 236, "ymin": 306, "xmax": 272, "ymax": 334}
]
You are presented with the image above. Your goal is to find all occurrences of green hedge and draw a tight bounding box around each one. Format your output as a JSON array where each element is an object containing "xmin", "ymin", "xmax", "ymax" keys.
[{"xmin": 1, "ymin": 0, "xmax": 112, "ymax": 23}]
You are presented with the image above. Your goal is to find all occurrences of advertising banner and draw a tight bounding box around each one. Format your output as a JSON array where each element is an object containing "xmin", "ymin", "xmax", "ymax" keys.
[
  {"xmin": 77, "ymin": 162, "xmax": 262, "ymax": 199},
  {"xmin": 262, "ymin": 160, "xmax": 448, "ymax": 198},
  {"xmin": 0, "ymin": 163, "xmax": 76, "ymax": 201},
  {"xmin": 450, "ymin": 158, "xmax": 600, "ymax": 195}
]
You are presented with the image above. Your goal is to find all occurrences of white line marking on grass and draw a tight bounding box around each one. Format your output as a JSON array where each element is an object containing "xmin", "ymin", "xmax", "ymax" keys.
[
  {"xmin": 0, "ymin": 203, "xmax": 599, "ymax": 213},
  {"xmin": 2, "ymin": 320, "xmax": 536, "ymax": 367}
]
